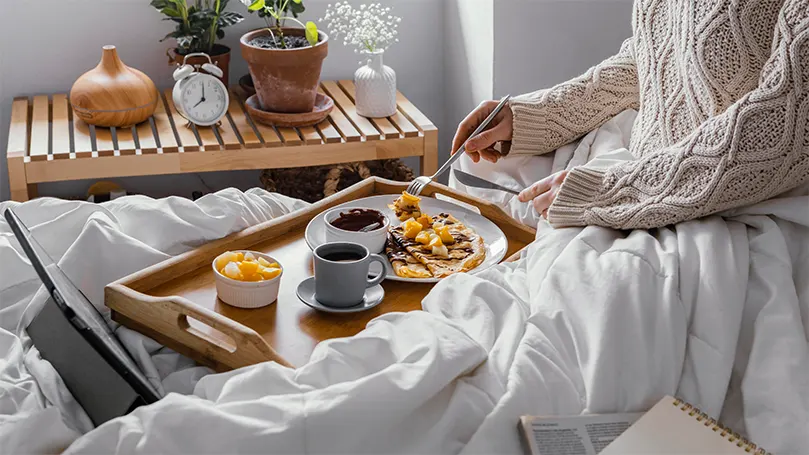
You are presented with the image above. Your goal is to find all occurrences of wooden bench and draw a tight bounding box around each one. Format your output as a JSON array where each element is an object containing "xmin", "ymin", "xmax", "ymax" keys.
[{"xmin": 6, "ymin": 80, "xmax": 438, "ymax": 202}]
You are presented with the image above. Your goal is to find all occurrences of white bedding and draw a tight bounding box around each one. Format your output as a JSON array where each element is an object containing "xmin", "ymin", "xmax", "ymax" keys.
[{"xmin": 1, "ymin": 118, "xmax": 808, "ymax": 453}]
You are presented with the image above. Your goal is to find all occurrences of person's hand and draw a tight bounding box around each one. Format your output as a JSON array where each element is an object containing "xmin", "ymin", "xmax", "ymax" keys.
[
  {"xmin": 451, "ymin": 100, "xmax": 513, "ymax": 163},
  {"xmin": 518, "ymin": 170, "xmax": 569, "ymax": 218}
]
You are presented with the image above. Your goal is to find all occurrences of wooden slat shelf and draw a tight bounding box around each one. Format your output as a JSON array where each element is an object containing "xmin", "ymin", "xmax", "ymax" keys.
[{"xmin": 6, "ymin": 82, "xmax": 438, "ymax": 202}]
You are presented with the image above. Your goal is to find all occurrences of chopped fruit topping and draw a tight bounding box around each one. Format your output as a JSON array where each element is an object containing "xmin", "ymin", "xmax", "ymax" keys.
[
  {"xmin": 417, "ymin": 213, "xmax": 433, "ymax": 228},
  {"xmin": 403, "ymin": 219, "xmax": 423, "ymax": 238},
  {"xmin": 428, "ymin": 234, "xmax": 443, "ymax": 248},
  {"xmin": 216, "ymin": 251, "xmax": 281, "ymax": 282},
  {"xmin": 400, "ymin": 191, "xmax": 420, "ymax": 204},
  {"xmin": 435, "ymin": 225, "xmax": 455, "ymax": 244},
  {"xmin": 391, "ymin": 192, "xmax": 423, "ymax": 221},
  {"xmin": 222, "ymin": 262, "xmax": 242, "ymax": 280},
  {"xmin": 432, "ymin": 244, "xmax": 449, "ymax": 257},
  {"xmin": 415, "ymin": 230, "xmax": 431, "ymax": 245},
  {"xmin": 238, "ymin": 260, "xmax": 259, "ymax": 277}
]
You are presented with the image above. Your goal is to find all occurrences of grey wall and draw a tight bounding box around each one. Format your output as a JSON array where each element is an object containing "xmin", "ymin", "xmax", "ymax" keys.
[
  {"xmin": 441, "ymin": 0, "xmax": 634, "ymax": 165},
  {"xmin": 493, "ymin": 0, "xmax": 634, "ymax": 97},
  {"xmin": 0, "ymin": 0, "xmax": 633, "ymax": 201},
  {"xmin": 0, "ymin": 0, "xmax": 444, "ymax": 200},
  {"xmin": 443, "ymin": 0, "xmax": 493, "ymax": 167}
]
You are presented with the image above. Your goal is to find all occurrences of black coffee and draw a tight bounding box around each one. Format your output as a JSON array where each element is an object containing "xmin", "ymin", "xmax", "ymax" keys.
[{"xmin": 321, "ymin": 252, "xmax": 363, "ymax": 262}]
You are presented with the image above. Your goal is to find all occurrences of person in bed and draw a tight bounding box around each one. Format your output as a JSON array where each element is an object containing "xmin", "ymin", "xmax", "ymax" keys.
[{"xmin": 452, "ymin": 0, "xmax": 809, "ymax": 230}]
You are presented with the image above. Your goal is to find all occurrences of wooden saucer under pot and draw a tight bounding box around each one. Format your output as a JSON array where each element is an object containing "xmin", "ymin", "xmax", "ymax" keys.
[{"xmin": 245, "ymin": 93, "xmax": 334, "ymax": 128}]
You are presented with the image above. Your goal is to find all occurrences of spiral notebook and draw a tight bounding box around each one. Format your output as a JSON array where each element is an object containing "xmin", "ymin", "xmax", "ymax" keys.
[{"xmin": 518, "ymin": 396, "xmax": 770, "ymax": 455}]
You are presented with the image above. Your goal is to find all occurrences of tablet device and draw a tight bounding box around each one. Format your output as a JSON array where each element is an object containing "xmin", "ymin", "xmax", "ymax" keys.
[{"xmin": 5, "ymin": 207, "xmax": 162, "ymax": 426}]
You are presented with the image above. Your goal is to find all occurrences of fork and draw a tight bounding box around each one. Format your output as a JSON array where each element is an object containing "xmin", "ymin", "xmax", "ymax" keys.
[{"xmin": 406, "ymin": 94, "xmax": 512, "ymax": 197}]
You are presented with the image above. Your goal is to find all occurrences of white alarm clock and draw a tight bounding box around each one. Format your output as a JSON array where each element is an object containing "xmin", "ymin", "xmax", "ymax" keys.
[{"xmin": 172, "ymin": 53, "xmax": 229, "ymax": 126}]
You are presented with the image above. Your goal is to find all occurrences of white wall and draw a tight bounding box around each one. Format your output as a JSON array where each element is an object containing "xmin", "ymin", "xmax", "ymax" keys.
[
  {"xmin": 443, "ymin": 0, "xmax": 494, "ymax": 166},
  {"xmin": 0, "ymin": 0, "xmax": 444, "ymax": 200}
]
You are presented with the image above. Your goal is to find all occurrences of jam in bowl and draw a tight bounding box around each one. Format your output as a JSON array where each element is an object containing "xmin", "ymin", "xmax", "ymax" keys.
[
  {"xmin": 328, "ymin": 208, "xmax": 386, "ymax": 232},
  {"xmin": 323, "ymin": 207, "xmax": 390, "ymax": 253}
]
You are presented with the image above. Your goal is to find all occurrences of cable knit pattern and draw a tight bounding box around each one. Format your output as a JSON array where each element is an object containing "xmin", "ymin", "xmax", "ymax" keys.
[{"xmin": 511, "ymin": 0, "xmax": 809, "ymax": 229}]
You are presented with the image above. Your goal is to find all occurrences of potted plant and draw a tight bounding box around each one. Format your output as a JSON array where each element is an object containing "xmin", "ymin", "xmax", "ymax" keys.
[
  {"xmin": 151, "ymin": 0, "xmax": 245, "ymax": 86},
  {"xmin": 239, "ymin": 0, "xmax": 326, "ymax": 113},
  {"xmin": 322, "ymin": 2, "xmax": 400, "ymax": 118}
]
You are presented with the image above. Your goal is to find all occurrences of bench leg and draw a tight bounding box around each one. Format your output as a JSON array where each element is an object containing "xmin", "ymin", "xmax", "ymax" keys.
[
  {"xmin": 420, "ymin": 129, "xmax": 439, "ymax": 176},
  {"xmin": 7, "ymin": 156, "xmax": 31, "ymax": 202}
]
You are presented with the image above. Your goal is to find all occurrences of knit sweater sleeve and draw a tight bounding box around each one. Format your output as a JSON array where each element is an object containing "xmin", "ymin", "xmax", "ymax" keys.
[
  {"xmin": 508, "ymin": 38, "xmax": 640, "ymax": 155},
  {"xmin": 549, "ymin": 2, "xmax": 809, "ymax": 230}
]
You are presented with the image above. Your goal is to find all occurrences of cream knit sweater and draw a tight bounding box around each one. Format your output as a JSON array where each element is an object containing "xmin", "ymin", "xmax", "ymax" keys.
[{"xmin": 509, "ymin": 0, "xmax": 809, "ymax": 229}]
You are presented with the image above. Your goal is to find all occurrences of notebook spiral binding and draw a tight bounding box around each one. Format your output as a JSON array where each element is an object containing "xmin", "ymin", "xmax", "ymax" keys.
[{"xmin": 672, "ymin": 398, "xmax": 770, "ymax": 455}]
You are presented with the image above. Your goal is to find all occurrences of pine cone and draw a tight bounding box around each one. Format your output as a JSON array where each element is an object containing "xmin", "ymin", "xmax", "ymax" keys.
[{"xmin": 260, "ymin": 159, "xmax": 414, "ymax": 202}]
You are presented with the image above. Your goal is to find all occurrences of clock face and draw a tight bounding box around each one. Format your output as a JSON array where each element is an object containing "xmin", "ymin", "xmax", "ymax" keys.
[{"xmin": 179, "ymin": 75, "xmax": 228, "ymax": 125}]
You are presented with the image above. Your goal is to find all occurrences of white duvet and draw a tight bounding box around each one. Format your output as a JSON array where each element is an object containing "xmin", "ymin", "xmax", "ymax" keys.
[{"xmin": 2, "ymin": 112, "xmax": 808, "ymax": 453}]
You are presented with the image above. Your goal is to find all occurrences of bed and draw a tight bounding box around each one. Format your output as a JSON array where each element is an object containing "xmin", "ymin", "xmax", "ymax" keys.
[{"xmin": 1, "ymin": 113, "xmax": 807, "ymax": 453}]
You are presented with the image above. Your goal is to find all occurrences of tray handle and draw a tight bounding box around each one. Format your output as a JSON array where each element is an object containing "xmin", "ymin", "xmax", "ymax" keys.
[{"xmin": 107, "ymin": 284, "xmax": 292, "ymax": 370}]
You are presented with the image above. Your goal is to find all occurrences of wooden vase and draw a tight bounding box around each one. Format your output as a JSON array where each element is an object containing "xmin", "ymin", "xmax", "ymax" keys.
[{"xmin": 70, "ymin": 45, "xmax": 159, "ymax": 128}]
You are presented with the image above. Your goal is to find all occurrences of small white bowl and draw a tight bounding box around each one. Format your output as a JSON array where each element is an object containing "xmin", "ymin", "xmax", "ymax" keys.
[
  {"xmin": 323, "ymin": 207, "xmax": 390, "ymax": 254},
  {"xmin": 212, "ymin": 250, "xmax": 283, "ymax": 309}
]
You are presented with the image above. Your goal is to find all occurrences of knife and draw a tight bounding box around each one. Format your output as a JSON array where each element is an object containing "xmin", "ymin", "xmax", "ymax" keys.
[{"xmin": 452, "ymin": 169, "xmax": 523, "ymax": 196}]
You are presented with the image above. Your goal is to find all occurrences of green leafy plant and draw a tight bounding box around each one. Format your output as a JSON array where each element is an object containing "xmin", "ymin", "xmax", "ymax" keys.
[
  {"xmin": 152, "ymin": 0, "xmax": 245, "ymax": 54},
  {"xmin": 242, "ymin": 0, "xmax": 319, "ymax": 48},
  {"xmin": 247, "ymin": 0, "xmax": 305, "ymax": 28}
]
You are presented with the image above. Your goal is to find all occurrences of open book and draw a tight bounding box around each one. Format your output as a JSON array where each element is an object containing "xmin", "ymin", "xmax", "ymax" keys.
[{"xmin": 519, "ymin": 396, "xmax": 770, "ymax": 455}]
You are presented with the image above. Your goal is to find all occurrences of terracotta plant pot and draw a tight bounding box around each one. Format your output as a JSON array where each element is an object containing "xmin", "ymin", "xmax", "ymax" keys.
[
  {"xmin": 168, "ymin": 44, "xmax": 231, "ymax": 86},
  {"xmin": 240, "ymin": 28, "xmax": 328, "ymax": 113}
]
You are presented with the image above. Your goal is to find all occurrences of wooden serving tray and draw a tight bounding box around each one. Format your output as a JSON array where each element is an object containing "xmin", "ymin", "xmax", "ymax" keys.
[{"xmin": 105, "ymin": 178, "xmax": 536, "ymax": 370}]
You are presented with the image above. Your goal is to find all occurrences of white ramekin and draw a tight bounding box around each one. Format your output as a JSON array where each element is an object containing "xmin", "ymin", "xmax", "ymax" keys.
[
  {"xmin": 323, "ymin": 207, "xmax": 390, "ymax": 254},
  {"xmin": 212, "ymin": 250, "xmax": 283, "ymax": 309}
]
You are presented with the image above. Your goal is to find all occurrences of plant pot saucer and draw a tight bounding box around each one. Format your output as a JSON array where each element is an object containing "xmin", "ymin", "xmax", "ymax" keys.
[{"xmin": 245, "ymin": 93, "xmax": 334, "ymax": 128}]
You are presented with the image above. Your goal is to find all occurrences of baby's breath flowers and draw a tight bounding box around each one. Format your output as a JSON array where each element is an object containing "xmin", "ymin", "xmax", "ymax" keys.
[{"xmin": 320, "ymin": 2, "xmax": 401, "ymax": 54}]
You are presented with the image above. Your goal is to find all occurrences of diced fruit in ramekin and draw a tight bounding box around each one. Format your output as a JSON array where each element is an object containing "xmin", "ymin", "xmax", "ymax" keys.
[
  {"xmin": 222, "ymin": 262, "xmax": 242, "ymax": 280},
  {"xmin": 216, "ymin": 251, "xmax": 281, "ymax": 282},
  {"xmin": 259, "ymin": 267, "xmax": 282, "ymax": 280},
  {"xmin": 238, "ymin": 260, "xmax": 259, "ymax": 277},
  {"xmin": 215, "ymin": 252, "xmax": 238, "ymax": 271}
]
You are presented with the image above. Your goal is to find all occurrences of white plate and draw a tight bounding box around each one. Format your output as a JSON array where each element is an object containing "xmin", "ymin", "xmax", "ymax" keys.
[{"xmin": 304, "ymin": 195, "xmax": 508, "ymax": 283}]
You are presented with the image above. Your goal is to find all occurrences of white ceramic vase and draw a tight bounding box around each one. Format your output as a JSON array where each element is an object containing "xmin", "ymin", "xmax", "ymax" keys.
[{"xmin": 354, "ymin": 50, "xmax": 396, "ymax": 118}]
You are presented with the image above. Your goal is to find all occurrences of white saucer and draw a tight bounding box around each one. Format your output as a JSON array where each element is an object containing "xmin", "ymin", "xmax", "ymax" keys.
[{"xmin": 296, "ymin": 277, "xmax": 385, "ymax": 313}]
